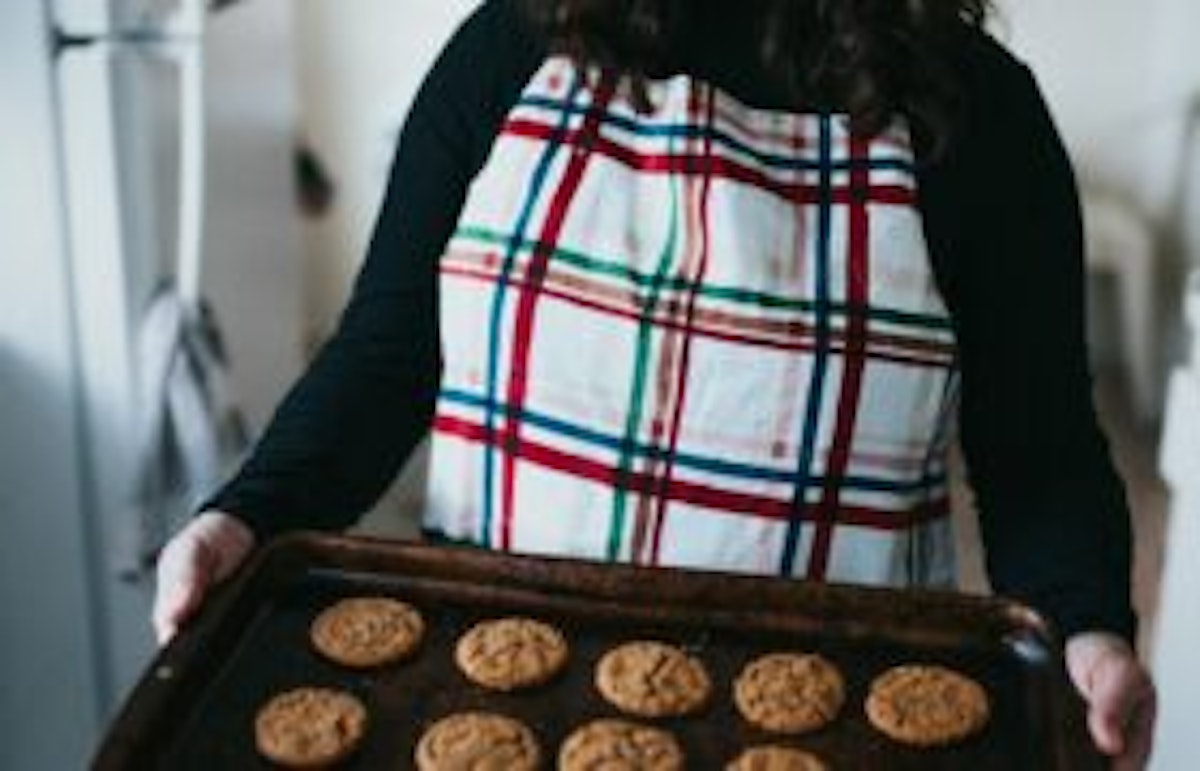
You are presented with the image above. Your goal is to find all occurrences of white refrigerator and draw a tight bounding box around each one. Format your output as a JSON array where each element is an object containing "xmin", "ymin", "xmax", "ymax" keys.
[{"xmin": 0, "ymin": 0, "xmax": 303, "ymax": 767}]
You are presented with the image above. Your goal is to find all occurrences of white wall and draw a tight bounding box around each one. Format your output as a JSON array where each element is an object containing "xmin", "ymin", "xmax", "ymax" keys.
[
  {"xmin": 998, "ymin": 0, "xmax": 1200, "ymax": 228},
  {"xmin": 205, "ymin": 0, "xmax": 305, "ymax": 430},
  {"xmin": 290, "ymin": 1, "xmax": 479, "ymax": 533},
  {"xmin": 997, "ymin": 0, "xmax": 1200, "ymax": 414},
  {"xmin": 292, "ymin": 0, "xmax": 479, "ymax": 346}
]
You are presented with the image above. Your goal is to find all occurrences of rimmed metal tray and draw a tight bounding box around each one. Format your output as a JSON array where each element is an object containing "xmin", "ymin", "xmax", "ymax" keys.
[{"xmin": 94, "ymin": 532, "xmax": 1103, "ymax": 770}]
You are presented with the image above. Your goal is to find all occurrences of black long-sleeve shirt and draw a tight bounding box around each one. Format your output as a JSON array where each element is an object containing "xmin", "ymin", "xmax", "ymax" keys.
[{"xmin": 207, "ymin": 0, "xmax": 1136, "ymax": 642}]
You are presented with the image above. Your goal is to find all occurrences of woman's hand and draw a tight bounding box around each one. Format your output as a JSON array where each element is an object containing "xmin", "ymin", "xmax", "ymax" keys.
[
  {"xmin": 152, "ymin": 511, "xmax": 256, "ymax": 645},
  {"xmin": 1065, "ymin": 631, "xmax": 1157, "ymax": 771}
]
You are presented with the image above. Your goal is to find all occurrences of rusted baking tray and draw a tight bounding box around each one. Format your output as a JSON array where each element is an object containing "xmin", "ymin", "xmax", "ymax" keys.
[{"xmin": 94, "ymin": 533, "xmax": 1104, "ymax": 770}]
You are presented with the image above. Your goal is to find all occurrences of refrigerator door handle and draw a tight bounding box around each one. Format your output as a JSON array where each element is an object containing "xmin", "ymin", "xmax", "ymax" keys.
[
  {"xmin": 164, "ymin": 0, "xmax": 207, "ymax": 311},
  {"xmin": 175, "ymin": 40, "xmax": 205, "ymax": 311},
  {"xmin": 122, "ymin": 0, "xmax": 209, "ymax": 582},
  {"xmin": 164, "ymin": 0, "xmax": 207, "ymax": 40},
  {"xmin": 123, "ymin": 40, "xmax": 208, "ymax": 583}
]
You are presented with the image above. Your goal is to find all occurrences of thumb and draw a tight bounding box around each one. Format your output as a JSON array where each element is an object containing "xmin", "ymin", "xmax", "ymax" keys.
[
  {"xmin": 1066, "ymin": 633, "xmax": 1143, "ymax": 757},
  {"xmin": 1084, "ymin": 654, "xmax": 1145, "ymax": 756},
  {"xmin": 152, "ymin": 535, "xmax": 216, "ymax": 645},
  {"xmin": 1087, "ymin": 680, "xmax": 1127, "ymax": 755}
]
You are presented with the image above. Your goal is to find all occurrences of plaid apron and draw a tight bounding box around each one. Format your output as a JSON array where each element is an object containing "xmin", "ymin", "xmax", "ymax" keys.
[{"xmin": 424, "ymin": 57, "xmax": 961, "ymax": 587}]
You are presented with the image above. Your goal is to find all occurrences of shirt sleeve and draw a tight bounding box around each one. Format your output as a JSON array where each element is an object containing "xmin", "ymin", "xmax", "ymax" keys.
[
  {"xmin": 204, "ymin": 0, "xmax": 545, "ymax": 540},
  {"xmin": 920, "ymin": 35, "xmax": 1137, "ymax": 643}
]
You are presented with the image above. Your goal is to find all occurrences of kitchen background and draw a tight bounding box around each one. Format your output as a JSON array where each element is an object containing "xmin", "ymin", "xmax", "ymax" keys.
[{"xmin": 1, "ymin": 0, "xmax": 1197, "ymax": 768}]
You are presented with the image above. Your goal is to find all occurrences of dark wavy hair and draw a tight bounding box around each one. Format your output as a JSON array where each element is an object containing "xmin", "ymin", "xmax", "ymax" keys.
[{"xmin": 520, "ymin": 0, "xmax": 992, "ymax": 158}]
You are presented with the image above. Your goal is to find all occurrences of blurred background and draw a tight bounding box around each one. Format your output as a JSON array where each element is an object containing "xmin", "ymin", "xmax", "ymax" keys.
[{"xmin": 0, "ymin": 0, "xmax": 1197, "ymax": 768}]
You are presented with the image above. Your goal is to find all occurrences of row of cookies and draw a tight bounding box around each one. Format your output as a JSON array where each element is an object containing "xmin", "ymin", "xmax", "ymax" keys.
[
  {"xmin": 257, "ymin": 691, "xmax": 826, "ymax": 770},
  {"xmin": 255, "ymin": 596, "xmax": 990, "ymax": 768},
  {"xmin": 418, "ymin": 711, "xmax": 828, "ymax": 771}
]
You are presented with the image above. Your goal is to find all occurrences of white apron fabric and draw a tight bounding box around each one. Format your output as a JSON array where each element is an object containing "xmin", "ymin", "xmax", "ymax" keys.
[{"xmin": 424, "ymin": 58, "xmax": 960, "ymax": 588}]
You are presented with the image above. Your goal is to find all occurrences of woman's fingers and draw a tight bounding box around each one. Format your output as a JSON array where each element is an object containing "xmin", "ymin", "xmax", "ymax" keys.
[
  {"xmin": 1066, "ymin": 632, "xmax": 1157, "ymax": 770},
  {"xmin": 152, "ymin": 533, "xmax": 214, "ymax": 644},
  {"xmin": 151, "ymin": 512, "xmax": 255, "ymax": 645},
  {"xmin": 1086, "ymin": 653, "xmax": 1143, "ymax": 754},
  {"xmin": 1110, "ymin": 670, "xmax": 1157, "ymax": 771}
]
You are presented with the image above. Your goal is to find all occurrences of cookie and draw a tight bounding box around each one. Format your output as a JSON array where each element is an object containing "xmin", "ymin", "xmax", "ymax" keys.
[
  {"xmin": 254, "ymin": 687, "xmax": 367, "ymax": 769},
  {"xmin": 726, "ymin": 745, "xmax": 829, "ymax": 771},
  {"xmin": 595, "ymin": 641, "xmax": 712, "ymax": 718},
  {"xmin": 559, "ymin": 718, "xmax": 684, "ymax": 771},
  {"xmin": 865, "ymin": 664, "xmax": 990, "ymax": 747},
  {"xmin": 310, "ymin": 596, "xmax": 425, "ymax": 668},
  {"xmin": 733, "ymin": 653, "xmax": 845, "ymax": 734},
  {"xmin": 455, "ymin": 617, "xmax": 569, "ymax": 691},
  {"xmin": 415, "ymin": 712, "xmax": 540, "ymax": 771}
]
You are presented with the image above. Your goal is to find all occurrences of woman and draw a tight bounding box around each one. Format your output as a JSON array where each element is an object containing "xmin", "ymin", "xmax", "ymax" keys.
[{"xmin": 154, "ymin": 0, "xmax": 1155, "ymax": 765}]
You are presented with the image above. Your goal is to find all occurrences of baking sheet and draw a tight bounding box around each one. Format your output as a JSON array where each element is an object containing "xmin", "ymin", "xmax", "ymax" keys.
[{"xmin": 94, "ymin": 533, "xmax": 1104, "ymax": 770}]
